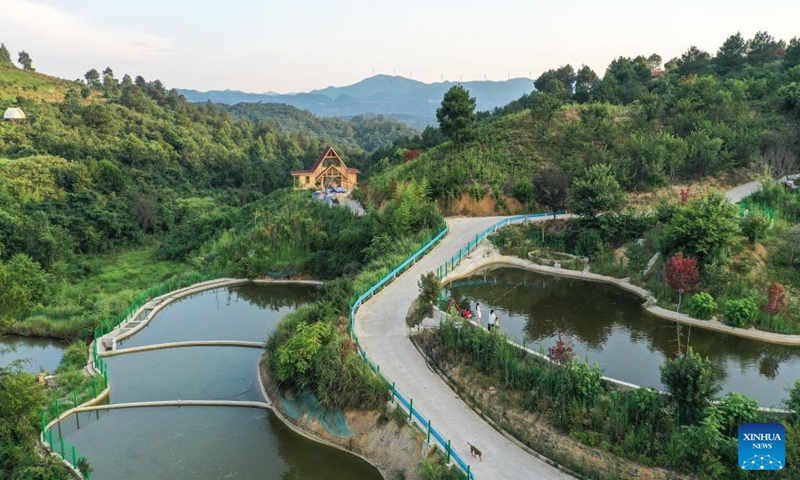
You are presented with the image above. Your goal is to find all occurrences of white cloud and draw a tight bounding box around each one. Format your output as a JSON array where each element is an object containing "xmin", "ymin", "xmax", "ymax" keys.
[{"xmin": 1, "ymin": 0, "xmax": 176, "ymax": 61}]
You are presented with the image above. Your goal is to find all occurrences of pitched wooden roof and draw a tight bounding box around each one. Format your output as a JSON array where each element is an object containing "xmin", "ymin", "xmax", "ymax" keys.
[{"xmin": 291, "ymin": 146, "xmax": 360, "ymax": 175}]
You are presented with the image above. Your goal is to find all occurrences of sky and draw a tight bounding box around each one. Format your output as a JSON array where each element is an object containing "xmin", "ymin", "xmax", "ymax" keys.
[{"xmin": 1, "ymin": 0, "xmax": 799, "ymax": 93}]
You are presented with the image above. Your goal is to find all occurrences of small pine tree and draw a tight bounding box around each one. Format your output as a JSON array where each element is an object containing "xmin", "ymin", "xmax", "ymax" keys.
[{"xmin": 0, "ymin": 43, "xmax": 11, "ymax": 64}]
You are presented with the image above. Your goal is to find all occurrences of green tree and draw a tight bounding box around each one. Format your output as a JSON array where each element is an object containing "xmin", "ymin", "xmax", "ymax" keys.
[
  {"xmin": 529, "ymin": 92, "xmax": 562, "ymax": 121},
  {"xmin": 532, "ymin": 167, "xmax": 572, "ymax": 218},
  {"xmin": 714, "ymin": 32, "xmax": 747, "ymax": 75},
  {"xmin": 747, "ymin": 30, "xmax": 783, "ymax": 67},
  {"xmin": 666, "ymin": 191, "xmax": 739, "ymax": 263},
  {"xmin": 568, "ymin": 164, "xmax": 625, "ymax": 217},
  {"xmin": 17, "ymin": 50, "xmax": 33, "ymax": 71},
  {"xmin": 740, "ymin": 208, "xmax": 770, "ymax": 243},
  {"xmin": 0, "ymin": 254, "xmax": 52, "ymax": 324},
  {"xmin": 660, "ymin": 348, "xmax": 720, "ymax": 425},
  {"xmin": 535, "ymin": 65, "xmax": 576, "ymax": 99},
  {"xmin": 275, "ymin": 321, "xmax": 333, "ymax": 390},
  {"xmin": 783, "ymin": 37, "xmax": 800, "ymax": 70},
  {"xmin": 574, "ymin": 65, "xmax": 599, "ymax": 103},
  {"xmin": 677, "ymin": 46, "xmax": 712, "ymax": 77},
  {"xmin": 0, "ymin": 364, "xmax": 47, "ymax": 473},
  {"xmin": 778, "ymin": 82, "xmax": 800, "ymax": 113},
  {"xmin": 0, "ymin": 43, "xmax": 11, "ymax": 64},
  {"xmin": 84, "ymin": 68, "xmax": 101, "ymax": 88},
  {"xmin": 785, "ymin": 380, "xmax": 800, "ymax": 424},
  {"xmin": 436, "ymin": 85, "xmax": 476, "ymax": 144},
  {"xmin": 647, "ymin": 53, "xmax": 663, "ymax": 70}
]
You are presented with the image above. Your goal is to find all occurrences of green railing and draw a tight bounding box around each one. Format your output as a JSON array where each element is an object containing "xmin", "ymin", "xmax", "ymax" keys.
[
  {"xmin": 45, "ymin": 269, "xmax": 231, "ymax": 478},
  {"xmin": 436, "ymin": 212, "xmax": 564, "ymax": 312},
  {"xmin": 40, "ymin": 366, "xmax": 106, "ymax": 479},
  {"xmin": 347, "ymin": 225, "xmax": 477, "ymax": 480}
]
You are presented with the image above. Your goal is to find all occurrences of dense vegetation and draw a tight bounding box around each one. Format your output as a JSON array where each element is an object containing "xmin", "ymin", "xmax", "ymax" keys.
[
  {"xmin": 262, "ymin": 182, "xmax": 444, "ymax": 409},
  {"xmin": 224, "ymin": 103, "xmax": 418, "ymax": 153},
  {"xmin": 0, "ymin": 54, "xmax": 420, "ymax": 339},
  {"xmin": 492, "ymin": 183, "xmax": 800, "ymax": 333},
  {"xmin": 368, "ymin": 31, "xmax": 800, "ymax": 211},
  {"xmin": 419, "ymin": 320, "xmax": 798, "ymax": 479}
]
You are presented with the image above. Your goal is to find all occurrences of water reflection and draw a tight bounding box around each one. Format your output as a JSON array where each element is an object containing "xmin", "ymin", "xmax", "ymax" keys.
[
  {"xmin": 61, "ymin": 284, "xmax": 381, "ymax": 480},
  {"xmin": 449, "ymin": 267, "xmax": 800, "ymax": 406},
  {"xmin": 0, "ymin": 335, "xmax": 64, "ymax": 372}
]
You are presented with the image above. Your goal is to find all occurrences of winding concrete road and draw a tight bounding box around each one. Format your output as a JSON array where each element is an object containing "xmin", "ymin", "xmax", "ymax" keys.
[
  {"xmin": 356, "ymin": 216, "xmax": 573, "ymax": 480},
  {"xmin": 356, "ymin": 176, "xmax": 799, "ymax": 479}
]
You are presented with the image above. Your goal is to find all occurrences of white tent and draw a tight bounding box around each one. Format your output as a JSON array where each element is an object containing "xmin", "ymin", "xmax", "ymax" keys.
[{"xmin": 3, "ymin": 108, "xmax": 26, "ymax": 121}]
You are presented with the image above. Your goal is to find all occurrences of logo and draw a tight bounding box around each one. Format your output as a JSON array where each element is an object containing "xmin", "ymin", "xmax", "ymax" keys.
[{"xmin": 739, "ymin": 423, "xmax": 785, "ymax": 470}]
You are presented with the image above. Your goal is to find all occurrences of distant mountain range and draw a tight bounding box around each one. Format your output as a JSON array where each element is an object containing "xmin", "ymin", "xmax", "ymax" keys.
[{"xmin": 177, "ymin": 75, "xmax": 534, "ymax": 129}]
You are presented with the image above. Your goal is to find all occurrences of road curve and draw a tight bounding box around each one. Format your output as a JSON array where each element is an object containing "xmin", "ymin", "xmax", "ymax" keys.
[{"xmin": 355, "ymin": 216, "xmax": 573, "ymax": 480}]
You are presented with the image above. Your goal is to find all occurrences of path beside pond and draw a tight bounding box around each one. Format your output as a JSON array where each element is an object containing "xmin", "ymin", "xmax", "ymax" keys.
[{"xmin": 355, "ymin": 216, "xmax": 574, "ymax": 480}]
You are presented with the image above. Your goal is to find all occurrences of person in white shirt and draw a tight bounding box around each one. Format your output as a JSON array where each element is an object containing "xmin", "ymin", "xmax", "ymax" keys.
[
  {"xmin": 488, "ymin": 309, "xmax": 496, "ymax": 331},
  {"xmin": 474, "ymin": 303, "xmax": 482, "ymax": 326}
]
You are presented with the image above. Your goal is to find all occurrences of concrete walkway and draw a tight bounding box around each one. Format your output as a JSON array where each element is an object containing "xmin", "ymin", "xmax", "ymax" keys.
[{"xmin": 356, "ymin": 216, "xmax": 573, "ymax": 480}]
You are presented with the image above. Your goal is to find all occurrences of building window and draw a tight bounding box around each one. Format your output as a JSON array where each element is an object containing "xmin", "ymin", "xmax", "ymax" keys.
[{"xmin": 305, "ymin": 176, "xmax": 310, "ymax": 183}]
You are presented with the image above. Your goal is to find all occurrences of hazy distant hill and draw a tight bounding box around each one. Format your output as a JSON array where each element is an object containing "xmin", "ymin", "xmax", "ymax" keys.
[{"xmin": 177, "ymin": 75, "xmax": 534, "ymax": 129}]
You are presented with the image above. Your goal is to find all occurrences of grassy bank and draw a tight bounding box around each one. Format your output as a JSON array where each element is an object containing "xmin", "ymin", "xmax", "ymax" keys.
[{"xmin": 417, "ymin": 318, "xmax": 797, "ymax": 479}]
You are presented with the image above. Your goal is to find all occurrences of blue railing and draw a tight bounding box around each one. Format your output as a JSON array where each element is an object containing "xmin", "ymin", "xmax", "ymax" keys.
[
  {"xmin": 349, "ymin": 226, "xmax": 476, "ymax": 480},
  {"xmin": 436, "ymin": 211, "xmax": 565, "ymax": 280}
]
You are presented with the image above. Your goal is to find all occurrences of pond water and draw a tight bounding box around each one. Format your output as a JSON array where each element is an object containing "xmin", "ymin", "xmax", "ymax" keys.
[
  {"xmin": 448, "ymin": 267, "xmax": 800, "ymax": 407},
  {"xmin": 59, "ymin": 283, "xmax": 383, "ymax": 480},
  {"xmin": 59, "ymin": 407, "xmax": 380, "ymax": 480},
  {"xmin": 121, "ymin": 283, "xmax": 316, "ymax": 348},
  {"xmin": 0, "ymin": 335, "xmax": 64, "ymax": 373}
]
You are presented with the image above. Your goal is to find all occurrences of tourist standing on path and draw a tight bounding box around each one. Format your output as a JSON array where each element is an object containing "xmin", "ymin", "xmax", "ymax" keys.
[
  {"xmin": 488, "ymin": 309, "xmax": 496, "ymax": 331},
  {"xmin": 475, "ymin": 303, "xmax": 482, "ymax": 327}
]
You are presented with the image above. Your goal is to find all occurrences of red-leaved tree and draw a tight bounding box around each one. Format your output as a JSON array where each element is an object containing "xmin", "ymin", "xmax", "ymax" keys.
[
  {"xmin": 764, "ymin": 283, "xmax": 787, "ymax": 314},
  {"xmin": 547, "ymin": 334, "xmax": 574, "ymax": 365},
  {"xmin": 666, "ymin": 253, "xmax": 700, "ymax": 293}
]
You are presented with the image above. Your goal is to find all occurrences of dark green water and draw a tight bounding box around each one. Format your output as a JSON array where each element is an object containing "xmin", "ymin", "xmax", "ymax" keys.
[
  {"xmin": 61, "ymin": 284, "xmax": 383, "ymax": 480},
  {"xmin": 0, "ymin": 335, "xmax": 64, "ymax": 373},
  {"xmin": 448, "ymin": 267, "xmax": 800, "ymax": 407}
]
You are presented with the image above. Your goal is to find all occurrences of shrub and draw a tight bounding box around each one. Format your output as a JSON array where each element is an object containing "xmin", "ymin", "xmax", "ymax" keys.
[
  {"xmin": 57, "ymin": 342, "xmax": 88, "ymax": 373},
  {"xmin": 715, "ymin": 392, "xmax": 758, "ymax": 437},
  {"xmin": 512, "ymin": 179, "xmax": 534, "ymax": 205},
  {"xmin": 660, "ymin": 348, "xmax": 720, "ymax": 425},
  {"xmin": 740, "ymin": 209, "xmax": 771, "ymax": 243},
  {"xmin": 785, "ymin": 380, "xmax": 800, "ymax": 424},
  {"xmin": 576, "ymin": 229, "xmax": 603, "ymax": 256},
  {"xmin": 684, "ymin": 292, "xmax": 717, "ymax": 319},
  {"xmin": 723, "ymin": 298, "xmax": 759, "ymax": 328}
]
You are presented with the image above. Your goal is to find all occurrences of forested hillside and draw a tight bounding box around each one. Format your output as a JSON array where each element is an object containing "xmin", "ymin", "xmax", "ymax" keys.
[
  {"xmin": 0, "ymin": 55, "xmax": 418, "ymax": 340},
  {"xmin": 224, "ymin": 102, "xmax": 417, "ymax": 152},
  {"xmin": 367, "ymin": 32, "xmax": 800, "ymax": 212}
]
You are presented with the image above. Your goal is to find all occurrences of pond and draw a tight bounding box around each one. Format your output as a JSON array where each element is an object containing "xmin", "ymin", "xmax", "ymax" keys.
[
  {"xmin": 0, "ymin": 335, "xmax": 64, "ymax": 373},
  {"xmin": 448, "ymin": 267, "xmax": 800, "ymax": 407},
  {"xmin": 59, "ymin": 283, "xmax": 383, "ymax": 480},
  {"xmin": 58, "ymin": 406, "xmax": 380, "ymax": 480}
]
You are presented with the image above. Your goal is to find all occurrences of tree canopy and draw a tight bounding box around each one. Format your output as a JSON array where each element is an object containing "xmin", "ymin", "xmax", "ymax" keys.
[{"xmin": 436, "ymin": 85, "xmax": 476, "ymax": 144}]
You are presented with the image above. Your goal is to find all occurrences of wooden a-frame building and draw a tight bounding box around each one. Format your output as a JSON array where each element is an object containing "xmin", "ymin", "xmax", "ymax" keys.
[{"xmin": 291, "ymin": 146, "xmax": 360, "ymax": 190}]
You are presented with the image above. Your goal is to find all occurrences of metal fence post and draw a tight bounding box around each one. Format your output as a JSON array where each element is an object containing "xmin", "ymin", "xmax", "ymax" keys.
[
  {"xmin": 59, "ymin": 437, "xmax": 65, "ymax": 457},
  {"xmin": 391, "ymin": 382, "xmax": 396, "ymax": 403},
  {"xmin": 426, "ymin": 420, "xmax": 431, "ymax": 444},
  {"xmin": 71, "ymin": 446, "xmax": 77, "ymax": 466},
  {"xmin": 446, "ymin": 439, "xmax": 451, "ymax": 463},
  {"xmin": 409, "ymin": 398, "xmax": 413, "ymax": 421}
]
